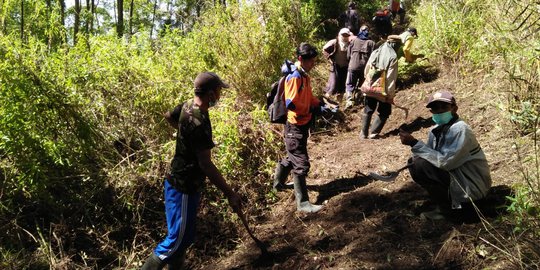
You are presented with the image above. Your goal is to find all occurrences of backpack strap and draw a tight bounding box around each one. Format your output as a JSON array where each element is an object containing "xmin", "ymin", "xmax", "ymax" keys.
[
  {"xmin": 295, "ymin": 74, "xmax": 305, "ymax": 93},
  {"xmin": 277, "ymin": 76, "xmax": 287, "ymax": 98}
]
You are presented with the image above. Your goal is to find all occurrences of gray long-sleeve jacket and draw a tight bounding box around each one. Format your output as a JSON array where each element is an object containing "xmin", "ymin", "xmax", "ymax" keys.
[
  {"xmin": 363, "ymin": 41, "xmax": 399, "ymax": 102},
  {"xmin": 411, "ymin": 119, "xmax": 492, "ymax": 209}
]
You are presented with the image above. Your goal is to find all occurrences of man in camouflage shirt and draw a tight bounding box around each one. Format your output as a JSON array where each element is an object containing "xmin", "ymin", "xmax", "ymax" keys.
[{"xmin": 142, "ymin": 72, "xmax": 242, "ymax": 269}]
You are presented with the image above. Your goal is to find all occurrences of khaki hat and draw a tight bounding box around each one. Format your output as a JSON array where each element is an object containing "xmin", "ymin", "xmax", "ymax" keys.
[
  {"xmin": 426, "ymin": 91, "xmax": 456, "ymax": 108},
  {"xmin": 339, "ymin": 28, "xmax": 352, "ymax": 36},
  {"xmin": 194, "ymin": 72, "xmax": 229, "ymax": 93}
]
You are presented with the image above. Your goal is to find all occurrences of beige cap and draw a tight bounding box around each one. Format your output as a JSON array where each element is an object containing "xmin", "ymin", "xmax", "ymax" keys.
[
  {"xmin": 339, "ymin": 28, "xmax": 352, "ymax": 36},
  {"xmin": 426, "ymin": 91, "xmax": 456, "ymax": 108}
]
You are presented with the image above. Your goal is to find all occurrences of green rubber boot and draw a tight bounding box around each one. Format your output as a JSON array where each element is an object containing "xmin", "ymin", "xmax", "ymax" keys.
[
  {"xmin": 360, "ymin": 113, "xmax": 373, "ymax": 139},
  {"xmin": 368, "ymin": 116, "xmax": 388, "ymax": 139},
  {"xmin": 273, "ymin": 163, "xmax": 293, "ymax": 192},
  {"xmin": 141, "ymin": 253, "xmax": 165, "ymax": 270}
]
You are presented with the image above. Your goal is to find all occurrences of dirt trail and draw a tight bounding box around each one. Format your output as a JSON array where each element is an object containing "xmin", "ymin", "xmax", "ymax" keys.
[{"xmin": 201, "ymin": 65, "xmax": 518, "ymax": 270}]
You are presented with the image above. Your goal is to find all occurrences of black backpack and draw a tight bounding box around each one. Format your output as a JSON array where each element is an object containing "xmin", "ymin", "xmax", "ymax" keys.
[
  {"xmin": 357, "ymin": 40, "xmax": 372, "ymax": 68},
  {"xmin": 266, "ymin": 60, "xmax": 301, "ymax": 124}
]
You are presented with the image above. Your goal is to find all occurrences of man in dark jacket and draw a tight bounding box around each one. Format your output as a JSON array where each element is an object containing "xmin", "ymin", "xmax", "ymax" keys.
[
  {"xmin": 345, "ymin": 25, "xmax": 376, "ymax": 109},
  {"xmin": 339, "ymin": 2, "xmax": 360, "ymax": 34},
  {"xmin": 372, "ymin": 8, "xmax": 393, "ymax": 39}
]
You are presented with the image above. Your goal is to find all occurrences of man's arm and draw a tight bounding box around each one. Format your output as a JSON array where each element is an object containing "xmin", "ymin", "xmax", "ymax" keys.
[
  {"xmin": 196, "ymin": 149, "xmax": 242, "ymax": 213},
  {"xmin": 322, "ymin": 40, "xmax": 336, "ymax": 60},
  {"xmin": 409, "ymin": 125, "xmax": 472, "ymax": 170},
  {"xmin": 399, "ymin": 129, "xmax": 419, "ymax": 147},
  {"xmin": 347, "ymin": 40, "xmax": 352, "ymax": 60},
  {"xmin": 164, "ymin": 111, "xmax": 179, "ymax": 129},
  {"xmin": 164, "ymin": 104, "xmax": 182, "ymax": 129}
]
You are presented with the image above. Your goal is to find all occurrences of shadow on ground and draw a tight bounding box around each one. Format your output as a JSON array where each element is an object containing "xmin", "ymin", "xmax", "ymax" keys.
[
  {"xmin": 218, "ymin": 176, "xmax": 513, "ymax": 270},
  {"xmin": 382, "ymin": 116, "xmax": 434, "ymax": 138},
  {"xmin": 310, "ymin": 173, "xmax": 373, "ymax": 204},
  {"xmin": 397, "ymin": 62, "xmax": 440, "ymax": 90}
]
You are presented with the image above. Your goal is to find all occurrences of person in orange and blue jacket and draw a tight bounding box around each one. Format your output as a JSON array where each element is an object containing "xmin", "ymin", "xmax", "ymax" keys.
[{"xmin": 272, "ymin": 42, "xmax": 332, "ymax": 213}]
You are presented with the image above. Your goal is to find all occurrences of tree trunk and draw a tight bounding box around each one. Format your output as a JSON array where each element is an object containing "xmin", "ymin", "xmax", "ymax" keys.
[
  {"xmin": 85, "ymin": 0, "xmax": 94, "ymax": 34},
  {"xmin": 0, "ymin": 0, "xmax": 4, "ymax": 35},
  {"xmin": 46, "ymin": 0, "xmax": 52, "ymax": 49},
  {"xmin": 56, "ymin": 0, "xmax": 66, "ymax": 45},
  {"xmin": 59, "ymin": 0, "xmax": 65, "ymax": 29},
  {"xmin": 150, "ymin": 0, "xmax": 158, "ymax": 39},
  {"xmin": 129, "ymin": 0, "xmax": 134, "ymax": 37},
  {"xmin": 117, "ymin": 0, "xmax": 124, "ymax": 38},
  {"xmin": 85, "ymin": 0, "xmax": 90, "ymax": 34},
  {"xmin": 165, "ymin": 0, "xmax": 172, "ymax": 31},
  {"xmin": 74, "ymin": 0, "xmax": 80, "ymax": 44},
  {"xmin": 90, "ymin": 0, "xmax": 95, "ymax": 33},
  {"xmin": 20, "ymin": 0, "xmax": 24, "ymax": 42}
]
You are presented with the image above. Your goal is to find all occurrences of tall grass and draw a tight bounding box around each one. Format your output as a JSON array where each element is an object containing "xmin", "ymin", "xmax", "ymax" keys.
[
  {"xmin": 0, "ymin": 0, "xmax": 321, "ymax": 268},
  {"xmin": 414, "ymin": 0, "xmax": 540, "ymax": 267}
]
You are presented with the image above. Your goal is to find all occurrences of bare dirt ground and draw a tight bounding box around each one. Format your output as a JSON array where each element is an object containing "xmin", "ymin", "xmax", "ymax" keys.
[{"xmin": 190, "ymin": 63, "xmax": 520, "ymax": 270}]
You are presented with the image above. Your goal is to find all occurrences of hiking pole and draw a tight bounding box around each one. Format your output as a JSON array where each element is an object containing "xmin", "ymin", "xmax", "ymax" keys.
[{"xmin": 235, "ymin": 208, "xmax": 269, "ymax": 254}]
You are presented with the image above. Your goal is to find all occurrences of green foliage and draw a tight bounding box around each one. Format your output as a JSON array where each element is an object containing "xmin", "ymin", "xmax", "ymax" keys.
[
  {"xmin": 510, "ymin": 101, "xmax": 539, "ymax": 136},
  {"xmin": 414, "ymin": 0, "xmax": 490, "ymax": 65},
  {"xmin": 412, "ymin": 0, "xmax": 539, "ymax": 266},
  {"xmin": 0, "ymin": 0, "xmax": 321, "ymax": 268},
  {"xmin": 506, "ymin": 185, "xmax": 540, "ymax": 234},
  {"xmin": 0, "ymin": 35, "xmax": 99, "ymax": 201},
  {"xmin": 209, "ymin": 95, "xmax": 243, "ymax": 178}
]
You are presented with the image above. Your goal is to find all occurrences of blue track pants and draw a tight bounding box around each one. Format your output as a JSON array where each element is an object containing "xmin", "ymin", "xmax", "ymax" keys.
[{"xmin": 153, "ymin": 179, "xmax": 200, "ymax": 262}]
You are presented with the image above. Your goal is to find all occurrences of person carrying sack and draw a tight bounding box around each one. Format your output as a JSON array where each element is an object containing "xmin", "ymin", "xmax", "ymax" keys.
[
  {"xmin": 359, "ymin": 35, "xmax": 402, "ymax": 139},
  {"xmin": 388, "ymin": 0, "xmax": 406, "ymax": 24},
  {"xmin": 372, "ymin": 8, "xmax": 393, "ymax": 39}
]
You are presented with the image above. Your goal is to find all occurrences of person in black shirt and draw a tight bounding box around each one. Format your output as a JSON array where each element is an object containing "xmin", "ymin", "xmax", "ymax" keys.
[
  {"xmin": 339, "ymin": 2, "xmax": 360, "ymax": 34},
  {"xmin": 141, "ymin": 72, "xmax": 242, "ymax": 270}
]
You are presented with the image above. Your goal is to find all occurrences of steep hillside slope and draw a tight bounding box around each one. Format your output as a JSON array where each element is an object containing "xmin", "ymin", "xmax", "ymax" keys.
[{"xmin": 198, "ymin": 63, "xmax": 519, "ymax": 270}]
